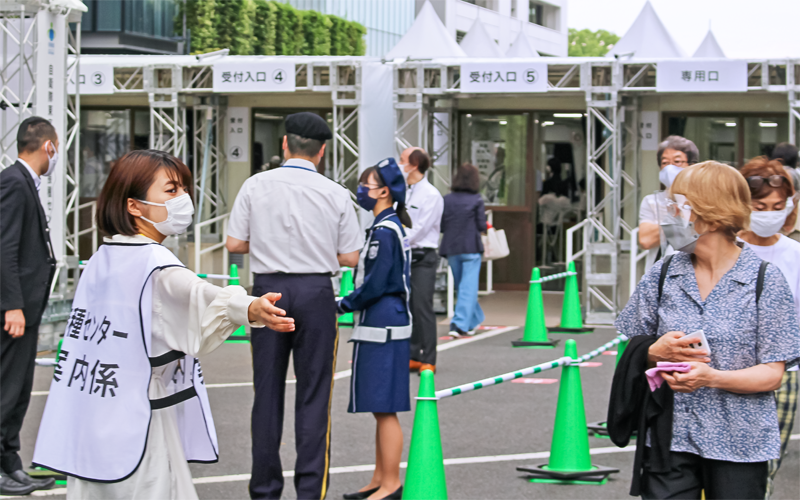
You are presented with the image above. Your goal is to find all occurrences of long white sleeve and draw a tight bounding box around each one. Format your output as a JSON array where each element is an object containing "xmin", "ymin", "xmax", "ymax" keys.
[{"xmin": 151, "ymin": 267, "xmax": 263, "ymax": 357}]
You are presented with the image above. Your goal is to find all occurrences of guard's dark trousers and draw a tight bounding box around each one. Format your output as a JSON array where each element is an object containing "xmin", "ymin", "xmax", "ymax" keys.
[
  {"xmin": 249, "ymin": 273, "xmax": 338, "ymax": 500},
  {"xmin": 409, "ymin": 248, "xmax": 438, "ymax": 365},
  {"xmin": 0, "ymin": 320, "xmax": 39, "ymax": 474}
]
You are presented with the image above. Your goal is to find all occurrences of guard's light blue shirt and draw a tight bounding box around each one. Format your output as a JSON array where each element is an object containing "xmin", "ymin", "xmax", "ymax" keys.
[
  {"xmin": 228, "ymin": 158, "xmax": 363, "ymax": 274},
  {"xmin": 615, "ymin": 247, "xmax": 800, "ymax": 462}
]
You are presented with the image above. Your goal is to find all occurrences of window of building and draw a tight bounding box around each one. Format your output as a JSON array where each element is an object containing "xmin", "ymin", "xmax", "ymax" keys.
[
  {"xmin": 80, "ymin": 0, "xmax": 176, "ymax": 39},
  {"xmin": 529, "ymin": 1, "xmax": 544, "ymax": 26}
]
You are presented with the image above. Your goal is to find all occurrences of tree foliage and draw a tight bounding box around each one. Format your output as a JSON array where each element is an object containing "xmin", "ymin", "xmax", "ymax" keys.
[
  {"xmin": 180, "ymin": 0, "xmax": 366, "ymax": 56},
  {"xmin": 568, "ymin": 28, "xmax": 620, "ymax": 57}
]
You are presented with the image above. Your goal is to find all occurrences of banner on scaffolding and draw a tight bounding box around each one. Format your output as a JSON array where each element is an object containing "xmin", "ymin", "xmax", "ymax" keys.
[
  {"xmin": 212, "ymin": 61, "xmax": 296, "ymax": 92},
  {"xmin": 460, "ymin": 62, "xmax": 548, "ymax": 93},
  {"xmin": 656, "ymin": 60, "xmax": 747, "ymax": 92},
  {"xmin": 68, "ymin": 64, "xmax": 115, "ymax": 95},
  {"xmin": 35, "ymin": 10, "xmax": 66, "ymax": 260}
]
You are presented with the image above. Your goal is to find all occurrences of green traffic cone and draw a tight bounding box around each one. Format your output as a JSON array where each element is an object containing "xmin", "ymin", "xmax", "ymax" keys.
[
  {"xmin": 339, "ymin": 268, "xmax": 354, "ymax": 326},
  {"xmin": 615, "ymin": 339, "xmax": 628, "ymax": 367},
  {"xmin": 403, "ymin": 370, "xmax": 447, "ymax": 500},
  {"xmin": 226, "ymin": 264, "xmax": 250, "ymax": 343},
  {"xmin": 549, "ymin": 261, "xmax": 593, "ymax": 333},
  {"xmin": 512, "ymin": 268, "xmax": 558, "ymax": 348},
  {"xmin": 518, "ymin": 339, "xmax": 618, "ymax": 484}
]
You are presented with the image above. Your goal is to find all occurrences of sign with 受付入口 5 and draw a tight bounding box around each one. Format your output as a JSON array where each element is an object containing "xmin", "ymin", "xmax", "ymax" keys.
[
  {"xmin": 213, "ymin": 61, "xmax": 295, "ymax": 92},
  {"xmin": 656, "ymin": 60, "xmax": 747, "ymax": 92},
  {"xmin": 460, "ymin": 63, "xmax": 548, "ymax": 93}
]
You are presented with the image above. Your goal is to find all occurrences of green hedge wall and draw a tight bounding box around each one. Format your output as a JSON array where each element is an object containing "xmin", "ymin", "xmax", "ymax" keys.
[{"xmin": 179, "ymin": 0, "xmax": 366, "ymax": 56}]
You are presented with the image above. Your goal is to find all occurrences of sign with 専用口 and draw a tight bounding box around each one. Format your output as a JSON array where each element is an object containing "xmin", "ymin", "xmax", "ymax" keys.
[
  {"xmin": 639, "ymin": 111, "xmax": 659, "ymax": 151},
  {"xmin": 460, "ymin": 62, "xmax": 548, "ymax": 93},
  {"xmin": 226, "ymin": 107, "xmax": 250, "ymax": 162},
  {"xmin": 212, "ymin": 61, "xmax": 296, "ymax": 92},
  {"xmin": 68, "ymin": 64, "xmax": 115, "ymax": 95},
  {"xmin": 656, "ymin": 60, "xmax": 747, "ymax": 93}
]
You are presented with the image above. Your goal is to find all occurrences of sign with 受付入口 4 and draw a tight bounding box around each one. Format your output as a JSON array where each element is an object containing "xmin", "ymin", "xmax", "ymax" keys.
[
  {"xmin": 460, "ymin": 62, "xmax": 548, "ymax": 93},
  {"xmin": 656, "ymin": 60, "xmax": 747, "ymax": 92},
  {"xmin": 213, "ymin": 61, "xmax": 295, "ymax": 92}
]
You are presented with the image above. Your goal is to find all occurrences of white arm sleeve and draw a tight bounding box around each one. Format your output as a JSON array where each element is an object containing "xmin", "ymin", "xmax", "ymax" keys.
[
  {"xmin": 227, "ymin": 178, "xmax": 251, "ymax": 241},
  {"xmin": 639, "ymin": 195, "xmax": 658, "ymax": 225}
]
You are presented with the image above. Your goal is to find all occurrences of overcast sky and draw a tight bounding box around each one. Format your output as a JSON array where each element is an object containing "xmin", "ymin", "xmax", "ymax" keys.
[{"xmin": 568, "ymin": 0, "xmax": 800, "ymax": 58}]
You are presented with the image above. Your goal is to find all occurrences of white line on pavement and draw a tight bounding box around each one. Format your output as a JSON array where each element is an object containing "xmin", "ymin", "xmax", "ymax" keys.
[
  {"xmin": 29, "ymin": 327, "xmax": 519, "ymax": 397},
  {"xmin": 9, "ymin": 434, "xmax": 800, "ymax": 496}
]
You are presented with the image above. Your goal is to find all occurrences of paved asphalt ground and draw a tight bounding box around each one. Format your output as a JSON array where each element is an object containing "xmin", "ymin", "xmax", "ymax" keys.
[{"xmin": 11, "ymin": 291, "xmax": 800, "ymax": 499}]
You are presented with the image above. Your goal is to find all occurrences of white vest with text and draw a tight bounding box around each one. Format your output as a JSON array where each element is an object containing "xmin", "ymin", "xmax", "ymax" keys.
[{"xmin": 33, "ymin": 243, "xmax": 218, "ymax": 482}]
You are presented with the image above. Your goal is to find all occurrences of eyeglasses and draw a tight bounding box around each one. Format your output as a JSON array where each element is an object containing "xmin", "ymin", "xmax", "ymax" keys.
[
  {"xmin": 661, "ymin": 159, "xmax": 689, "ymax": 167},
  {"xmin": 747, "ymin": 175, "xmax": 789, "ymax": 191},
  {"xmin": 664, "ymin": 194, "xmax": 693, "ymax": 221},
  {"xmin": 359, "ymin": 183, "xmax": 382, "ymax": 190}
]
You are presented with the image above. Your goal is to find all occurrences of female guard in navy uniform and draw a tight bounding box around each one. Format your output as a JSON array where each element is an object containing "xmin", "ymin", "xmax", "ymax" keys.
[{"xmin": 339, "ymin": 158, "xmax": 412, "ymax": 500}]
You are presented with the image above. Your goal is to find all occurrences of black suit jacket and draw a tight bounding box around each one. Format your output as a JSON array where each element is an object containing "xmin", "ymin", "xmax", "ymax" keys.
[{"xmin": 0, "ymin": 161, "xmax": 56, "ymax": 326}]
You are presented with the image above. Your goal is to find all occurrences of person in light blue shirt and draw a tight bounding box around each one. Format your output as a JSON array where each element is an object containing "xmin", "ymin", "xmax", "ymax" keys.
[{"xmin": 615, "ymin": 161, "xmax": 800, "ymax": 500}]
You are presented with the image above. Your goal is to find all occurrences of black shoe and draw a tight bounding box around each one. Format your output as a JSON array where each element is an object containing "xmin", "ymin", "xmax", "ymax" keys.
[
  {"xmin": 0, "ymin": 475, "xmax": 36, "ymax": 496},
  {"xmin": 6, "ymin": 469, "xmax": 55, "ymax": 491},
  {"xmin": 343, "ymin": 486, "xmax": 379, "ymax": 499},
  {"xmin": 381, "ymin": 486, "xmax": 403, "ymax": 500}
]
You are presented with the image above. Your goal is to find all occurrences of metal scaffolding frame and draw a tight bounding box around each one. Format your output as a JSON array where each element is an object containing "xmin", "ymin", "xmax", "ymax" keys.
[{"xmin": 146, "ymin": 65, "xmax": 186, "ymax": 161}]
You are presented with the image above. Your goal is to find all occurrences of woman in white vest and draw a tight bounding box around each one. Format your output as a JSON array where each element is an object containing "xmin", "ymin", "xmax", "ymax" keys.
[{"xmin": 33, "ymin": 150, "xmax": 295, "ymax": 499}]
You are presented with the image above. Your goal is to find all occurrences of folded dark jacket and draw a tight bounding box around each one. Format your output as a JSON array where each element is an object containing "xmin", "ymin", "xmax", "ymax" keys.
[{"xmin": 607, "ymin": 335, "xmax": 674, "ymax": 496}]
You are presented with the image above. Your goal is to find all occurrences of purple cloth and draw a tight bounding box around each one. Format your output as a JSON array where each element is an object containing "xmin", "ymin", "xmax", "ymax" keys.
[{"xmin": 645, "ymin": 362, "xmax": 692, "ymax": 392}]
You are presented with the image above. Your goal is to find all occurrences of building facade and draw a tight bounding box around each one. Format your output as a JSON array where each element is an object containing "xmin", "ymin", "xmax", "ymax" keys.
[{"xmin": 79, "ymin": 0, "xmax": 181, "ymax": 54}]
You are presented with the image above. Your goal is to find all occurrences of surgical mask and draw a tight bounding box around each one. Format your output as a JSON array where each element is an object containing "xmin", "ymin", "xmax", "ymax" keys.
[
  {"xmin": 399, "ymin": 164, "xmax": 412, "ymax": 184},
  {"xmin": 657, "ymin": 193, "xmax": 706, "ymax": 254},
  {"xmin": 356, "ymin": 185, "xmax": 377, "ymax": 211},
  {"xmin": 137, "ymin": 193, "xmax": 195, "ymax": 236},
  {"xmin": 42, "ymin": 141, "xmax": 58, "ymax": 177},
  {"xmin": 658, "ymin": 164, "xmax": 683, "ymax": 188},
  {"xmin": 750, "ymin": 199, "xmax": 794, "ymax": 238}
]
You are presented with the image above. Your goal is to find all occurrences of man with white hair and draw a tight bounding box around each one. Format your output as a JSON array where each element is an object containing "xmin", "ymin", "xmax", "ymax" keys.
[{"xmin": 400, "ymin": 147, "xmax": 443, "ymax": 373}]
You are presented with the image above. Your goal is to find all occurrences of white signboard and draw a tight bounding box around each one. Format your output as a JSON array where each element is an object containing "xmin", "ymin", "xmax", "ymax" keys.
[
  {"xmin": 656, "ymin": 60, "xmax": 747, "ymax": 93},
  {"xmin": 471, "ymin": 141, "xmax": 495, "ymax": 178},
  {"xmin": 213, "ymin": 61, "xmax": 296, "ymax": 92},
  {"xmin": 639, "ymin": 111, "xmax": 660, "ymax": 151},
  {"xmin": 461, "ymin": 62, "xmax": 548, "ymax": 93},
  {"xmin": 68, "ymin": 64, "xmax": 115, "ymax": 95},
  {"xmin": 35, "ymin": 11, "xmax": 66, "ymax": 260},
  {"xmin": 226, "ymin": 107, "xmax": 250, "ymax": 162}
]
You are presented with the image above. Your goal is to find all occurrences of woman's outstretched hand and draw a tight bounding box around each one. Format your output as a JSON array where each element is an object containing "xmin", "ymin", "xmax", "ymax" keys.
[{"xmin": 247, "ymin": 293, "xmax": 295, "ymax": 332}]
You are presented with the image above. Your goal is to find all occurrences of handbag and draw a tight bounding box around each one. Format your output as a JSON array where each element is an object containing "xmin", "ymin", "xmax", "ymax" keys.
[{"xmin": 482, "ymin": 227, "xmax": 510, "ymax": 262}]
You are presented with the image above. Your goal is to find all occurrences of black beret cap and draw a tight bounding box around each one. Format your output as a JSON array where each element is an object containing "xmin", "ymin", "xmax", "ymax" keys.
[{"xmin": 285, "ymin": 112, "xmax": 332, "ymax": 141}]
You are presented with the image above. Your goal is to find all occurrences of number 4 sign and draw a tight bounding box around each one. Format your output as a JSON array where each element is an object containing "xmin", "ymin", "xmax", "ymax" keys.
[{"xmin": 213, "ymin": 61, "xmax": 296, "ymax": 92}]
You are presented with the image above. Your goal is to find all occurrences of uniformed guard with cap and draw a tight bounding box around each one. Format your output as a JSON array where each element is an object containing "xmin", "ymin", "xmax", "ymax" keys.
[
  {"xmin": 338, "ymin": 158, "xmax": 412, "ymax": 500},
  {"xmin": 226, "ymin": 112, "xmax": 363, "ymax": 500}
]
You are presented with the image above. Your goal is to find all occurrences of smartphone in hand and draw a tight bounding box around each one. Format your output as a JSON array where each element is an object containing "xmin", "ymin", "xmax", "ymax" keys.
[{"xmin": 683, "ymin": 330, "xmax": 711, "ymax": 358}]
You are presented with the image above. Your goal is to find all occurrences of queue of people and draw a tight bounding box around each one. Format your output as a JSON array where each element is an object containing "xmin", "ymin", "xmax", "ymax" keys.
[{"xmin": 3, "ymin": 110, "xmax": 799, "ymax": 500}]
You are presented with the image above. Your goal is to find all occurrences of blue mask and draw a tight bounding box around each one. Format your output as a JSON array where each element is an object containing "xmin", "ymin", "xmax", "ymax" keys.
[{"xmin": 356, "ymin": 185, "xmax": 377, "ymax": 211}]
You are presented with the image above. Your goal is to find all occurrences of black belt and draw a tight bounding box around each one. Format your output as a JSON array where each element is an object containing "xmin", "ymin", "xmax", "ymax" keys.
[{"xmin": 255, "ymin": 272, "xmax": 333, "ymax": 278}]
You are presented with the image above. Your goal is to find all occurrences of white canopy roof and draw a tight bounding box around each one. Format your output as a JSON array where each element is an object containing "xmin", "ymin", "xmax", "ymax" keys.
[
  {"xmin": 385, "ymin": 0, "xmax": 466, "ymax": 60},
  {"xmin": 693, "ymin": 30, "xmax": 725, "ymax": 58},
  {"xmin": 606, "ymin": 1, "xmax": 684, "ymax": 59},
  {"xmin": 459, "ymin": 17, "xmax": 504, "ymax": 58},
  {"xmin": 505, "ymin": 31, "xmax": 540, "ymax": 58}
]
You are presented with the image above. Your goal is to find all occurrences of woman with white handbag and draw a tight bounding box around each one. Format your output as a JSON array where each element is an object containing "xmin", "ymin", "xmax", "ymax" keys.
[{"xmin": 440, "ymin": 163, "xmax": 488, "ymax": 338}]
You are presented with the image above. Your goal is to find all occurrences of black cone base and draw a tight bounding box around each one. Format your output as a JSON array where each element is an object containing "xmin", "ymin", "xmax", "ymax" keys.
[
  {"xmin": 587, "ymin": 420, "xmax": 636, "ymax": 439},
  {"xmin": 517, "ymin": 463, "xmax": 619, "ymax": 483},
  {"xmin": 512, "ymin": 338, "xmax": 560, "ymax": 348},
  {"xmin": 548, "ymin": 326, "xmax": 594, "ymax": 333},
  {"xmin": 226, "ymin": 335, "xmax": 251, "ymax": 342}
]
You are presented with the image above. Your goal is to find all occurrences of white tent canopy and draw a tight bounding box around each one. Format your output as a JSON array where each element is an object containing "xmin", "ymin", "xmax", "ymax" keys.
[
  {"xmin": 606, "ymin": 0, "xmax": 684, "ymax": 58},
  {"xmin": 505, "ymin": 31, "xmax": 540, "ymax": 58},
  {"xmin": 693, "ymin": 30, "xmax": 725, "ymax": 58},
  {"xmin": 459, "ymin": 17, "xmax": 504, "ymax": 59},
  {"xmin": 385, "ymin": 0, "xmax": 466, "ymax": 60}
]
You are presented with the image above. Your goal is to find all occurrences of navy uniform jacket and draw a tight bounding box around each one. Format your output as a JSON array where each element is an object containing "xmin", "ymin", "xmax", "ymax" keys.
[{"xmin": 340, "ymin": 208, "xmax": 410, "ymax": 329}]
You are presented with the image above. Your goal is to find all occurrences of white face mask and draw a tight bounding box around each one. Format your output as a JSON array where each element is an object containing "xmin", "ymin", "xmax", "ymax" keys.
[
  {"xmin": 750, "ymin": 199, "xmax": 794, "ymax": 238},
  {"xmin": 42, "ymin": 140, "xmax": 58, "ymax": 177},
  {"xmin": 399, "ymin": 163, "xmax": 413, "ymax": 183},
  {"xmin": 658, "ymin": 164, "xmax": 683, "ymax": 188},
  {"xmin": 137, "ymin": 193, "xmax": 195, "ymax": 236}
]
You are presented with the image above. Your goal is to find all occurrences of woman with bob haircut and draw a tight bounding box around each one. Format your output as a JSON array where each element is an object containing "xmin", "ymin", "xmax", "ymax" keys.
[
  {"xmin": 32, "ymin": 150, "xmax": 294, "ymax": 500},
  {"xmin": 737, "ymin": 156, "xmax": 800, "ymax": 497},
  {"xmin": 439, "ymin": 163, "xmax": 487, "ymax": 338},
  {"xmin": 614, "ymin": 161, "xmax": 800, "ymax": 499}
]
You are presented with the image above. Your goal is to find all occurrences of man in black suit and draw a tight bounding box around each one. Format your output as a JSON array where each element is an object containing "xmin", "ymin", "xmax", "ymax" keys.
[{"xmin": 0, "ymin": 117, "xmax": 59, "ymax": 495}]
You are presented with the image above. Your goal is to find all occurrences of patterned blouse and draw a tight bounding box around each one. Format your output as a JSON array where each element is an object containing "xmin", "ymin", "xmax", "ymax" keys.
[{"xmin": 615, "ymin": 246, "xmax": 800, "ymax": 462}]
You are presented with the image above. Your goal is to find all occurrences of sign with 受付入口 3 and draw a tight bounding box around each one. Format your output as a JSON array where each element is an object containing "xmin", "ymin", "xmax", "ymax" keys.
[
  {"xmin": 460, "ymin": 62, "xmax": 548, "ymax": 93},
  {"xmin": 656, "ymin": 60, "xmax": 747, "ymax": 92},
  {"xmin": 213, "ymin": 61, "xmax": 296, "ymax": 92}
]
